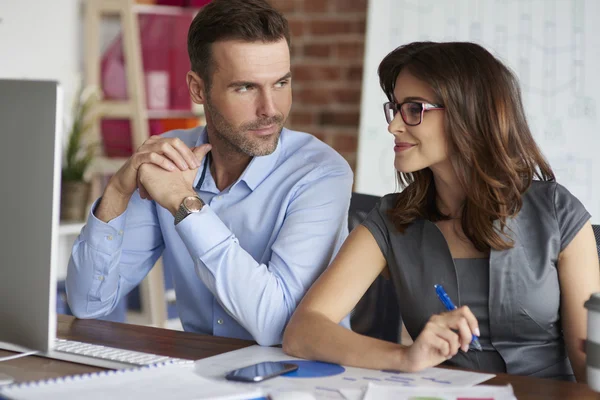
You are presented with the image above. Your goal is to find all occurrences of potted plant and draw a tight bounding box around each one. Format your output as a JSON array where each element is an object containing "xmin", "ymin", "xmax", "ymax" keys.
[{"xmin": 60, "ymin": 85, "xmax": 101, "ymax": 222}]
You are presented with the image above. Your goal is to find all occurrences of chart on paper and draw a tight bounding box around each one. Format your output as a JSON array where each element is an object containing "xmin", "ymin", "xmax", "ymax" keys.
[{"xmin": 193, "ymin": 346, "xmax": 495, "ymax": 399}]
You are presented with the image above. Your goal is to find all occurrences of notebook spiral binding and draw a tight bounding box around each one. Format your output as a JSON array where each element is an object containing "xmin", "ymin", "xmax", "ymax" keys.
[{"xmin": 0, "ymin": 361, "xmax": 178, "ymax": 392}]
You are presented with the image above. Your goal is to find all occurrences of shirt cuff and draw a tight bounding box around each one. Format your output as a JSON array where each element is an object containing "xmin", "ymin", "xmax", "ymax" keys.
[
  {"xmin": 81, "ymin": 198, "xmax": 127, "ymax": 254},
  {"xmin": 174, "ymin": 205, "xmax": 233, "ymax": 259}
]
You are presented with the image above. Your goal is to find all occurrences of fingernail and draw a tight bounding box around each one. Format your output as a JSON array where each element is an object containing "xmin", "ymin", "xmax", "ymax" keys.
[
  {"xmin": 446, "ymin": 355, "xmax": 453, "ymax": 360},
  {"xmin": 195, "ymin": 157, "xmax": 201, "ymax": 167},
  {"xmin": 182, "ymin": 162, "xmax": 189, "ymax": 170},
  {"xmin": 168, "ymin": 163, "xmax": 176, "ymax": 171},
  {"xmin": 462, "ymin": 344, "xmax": 469, "ymax": 352},
  {"xmin": 474, "ymin": 328, "xmax": 480, "ymax": 337}
]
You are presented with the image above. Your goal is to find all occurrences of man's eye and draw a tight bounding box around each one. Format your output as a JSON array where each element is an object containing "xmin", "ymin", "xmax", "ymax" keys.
[
  {"xmin": 237, "ymin": 85, "xmax": 253, "ymax": 93},
  {"xmin": 275, "ymin": 80, "xmax": 289, "ymax": 88}
]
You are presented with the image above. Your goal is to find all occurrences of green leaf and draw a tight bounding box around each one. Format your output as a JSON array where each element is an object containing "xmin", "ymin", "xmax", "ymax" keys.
[{"xmin": 62, "ymin": 85, "xmax": 101, "ymax": 182}]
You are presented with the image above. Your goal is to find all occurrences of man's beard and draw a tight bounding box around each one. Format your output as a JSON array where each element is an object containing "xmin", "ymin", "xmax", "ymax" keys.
[{"xmin": 204, "ymin": 96, "xmax": 285, "ymax": 157}]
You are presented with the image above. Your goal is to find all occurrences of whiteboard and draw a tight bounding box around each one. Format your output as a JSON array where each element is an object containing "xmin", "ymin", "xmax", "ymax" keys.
[{"xmin": 356, "ymin": 0, "xmax": 600, "ymax": 223}]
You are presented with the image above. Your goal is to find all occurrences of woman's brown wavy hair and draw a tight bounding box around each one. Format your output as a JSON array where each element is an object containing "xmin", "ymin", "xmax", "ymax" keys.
[{"xmin": 378, "ymin": 41, "xmax": 554, "ymax": 251}]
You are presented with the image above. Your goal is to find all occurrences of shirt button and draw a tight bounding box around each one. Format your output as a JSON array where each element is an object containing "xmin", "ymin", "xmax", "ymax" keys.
[
  {"xmin": 118, "ymin": 230, "xmax": 123, "ymax": 236},
  {"xmin": 106, "ymin": 235, "xmax": 113, "ymax": 241},
  {"xmin": 217, "ymin": 318, "xmax": 224, "ymax": 325},
  {"xmin": 98, "ymin": 275, "xmax": 105, "ymax": 281}
]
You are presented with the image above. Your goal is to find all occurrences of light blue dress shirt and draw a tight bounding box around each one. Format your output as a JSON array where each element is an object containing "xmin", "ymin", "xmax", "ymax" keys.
[{"xmin": 66, "ymin": 126, "xmax": 353, "ymax": 345}]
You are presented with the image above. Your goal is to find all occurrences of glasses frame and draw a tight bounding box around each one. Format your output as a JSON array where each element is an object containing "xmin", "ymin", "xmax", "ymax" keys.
[{"xmin": 383, "ymin": 101, "xmax": 445, "ymax": 126}]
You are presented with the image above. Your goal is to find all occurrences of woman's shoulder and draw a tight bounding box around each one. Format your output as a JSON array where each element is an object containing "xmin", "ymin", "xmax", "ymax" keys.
[
  {"xmin": 522, "ymin": 180, "xmax": 590, "ymax": 241},
  {"xmin": 524, "ymin": 180, "xmax": 583, "ymax": 210},
  {"xmin": 524, "ymin": 180, "xmax": 559, "ymax": 198},
  {"xmin": 529, "ymin": 180, "xmax": 591, "ymax": 253},
  {"xmin": 522, "ymin": 180, "xmax": 565, "ymax": 210}
]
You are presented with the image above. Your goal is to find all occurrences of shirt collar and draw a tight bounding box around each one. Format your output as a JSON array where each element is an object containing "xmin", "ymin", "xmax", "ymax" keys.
[{"xmin": 193, "ymin": 126, "xmax": 283, "ymax": 192}]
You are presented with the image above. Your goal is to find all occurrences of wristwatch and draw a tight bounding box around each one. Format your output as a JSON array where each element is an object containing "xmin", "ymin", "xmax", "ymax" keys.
[{"xmin": 174, "ymin": 195, "xmax": 204, "ymax": 225}]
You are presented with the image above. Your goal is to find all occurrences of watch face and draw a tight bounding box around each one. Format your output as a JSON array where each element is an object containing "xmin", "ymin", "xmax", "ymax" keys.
[{"xmin": 183, "ymin": 196, "xmax": 203, "ymax": 212}]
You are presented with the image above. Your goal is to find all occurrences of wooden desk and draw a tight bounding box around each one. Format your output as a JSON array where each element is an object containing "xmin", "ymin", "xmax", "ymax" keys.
[{"xmin": 1, "ymin": 315, "xmax": 599, "ymax": 399}]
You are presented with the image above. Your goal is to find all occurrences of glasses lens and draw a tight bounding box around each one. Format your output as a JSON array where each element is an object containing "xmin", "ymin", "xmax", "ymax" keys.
[
  {"xmin": 383, "ymin": 102, "xmax": 396, "ymax": 124},
  {"xmin": 400, "ymin": 102, "xmax": 423, "ymax": 125}
]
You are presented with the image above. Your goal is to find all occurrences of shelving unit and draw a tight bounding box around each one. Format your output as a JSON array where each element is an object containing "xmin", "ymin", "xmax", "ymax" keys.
[
  {"xmin": 84, "ymin": 0, "xmax": 203, "ymax": 177},
  {"xmin": 82, "ymin": 0, "xmax": 203, "ymax": 329}
]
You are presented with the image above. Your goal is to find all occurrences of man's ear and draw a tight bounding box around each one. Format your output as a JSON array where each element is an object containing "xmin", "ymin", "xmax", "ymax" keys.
[{"xmin": 187, "ymin": 71, "xmax": 206, "ymax": 105}]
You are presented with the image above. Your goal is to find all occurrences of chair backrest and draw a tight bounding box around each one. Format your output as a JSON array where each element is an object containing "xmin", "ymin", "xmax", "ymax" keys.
[
  {"xmin": 348, "ymin": 192, "xmax": 401, "ymax": 343},
  {"xmin": 593, "ymin": 224, "xmax": 600, "ymax": 261}
]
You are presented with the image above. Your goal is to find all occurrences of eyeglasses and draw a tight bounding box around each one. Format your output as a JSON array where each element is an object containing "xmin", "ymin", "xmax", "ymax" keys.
[{"xmin": 383, "ymin": 101, "xmax": 444, "ymax": 126}]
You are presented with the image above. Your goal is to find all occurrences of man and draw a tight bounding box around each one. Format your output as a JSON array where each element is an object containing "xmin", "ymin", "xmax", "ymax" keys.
[{"xmin": 66, "ymin": 0, "xmax": 353, "ymax": 346}]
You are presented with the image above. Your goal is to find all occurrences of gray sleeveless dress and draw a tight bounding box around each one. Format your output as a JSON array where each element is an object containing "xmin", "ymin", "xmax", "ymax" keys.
[
  {"xmin": 361, "ymin": 181, "xmax": 590, "ymax": 380},
  {"xmin": 447, "ymin": 258, "xmax": 506, "ymax": 373}
]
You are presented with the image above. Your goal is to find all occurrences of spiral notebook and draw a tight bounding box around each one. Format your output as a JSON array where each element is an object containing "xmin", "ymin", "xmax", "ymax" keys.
[{"xmin": 0, "ymin": 362, "xmax": 263, "ymax": 400}]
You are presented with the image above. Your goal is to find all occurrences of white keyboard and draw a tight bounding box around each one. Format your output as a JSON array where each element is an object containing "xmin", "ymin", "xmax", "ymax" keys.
[{"xmin": 48, "ymin": 338, "xmax": 194, "ymax": 370}]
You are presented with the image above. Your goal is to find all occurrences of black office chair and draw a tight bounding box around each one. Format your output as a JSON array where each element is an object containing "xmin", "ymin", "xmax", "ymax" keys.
[
  {"xmin": 348, "ymin": 192, "xmax": 401, "ymax": 343},
  {"xmin": 593, "ymin": 224, "xmax": 600, "ymax": 261}
]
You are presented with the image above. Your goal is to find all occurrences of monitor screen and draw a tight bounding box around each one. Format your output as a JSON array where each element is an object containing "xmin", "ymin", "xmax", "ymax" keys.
[{"xmin": 0, "ymin": 79, "xmax": 62, "ymax": 352}]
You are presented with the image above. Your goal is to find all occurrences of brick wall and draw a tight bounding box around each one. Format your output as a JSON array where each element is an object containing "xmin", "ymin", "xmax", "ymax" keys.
[{"xmin": 270, "ymin": 0, "xmax": 368, "ymax": 172}]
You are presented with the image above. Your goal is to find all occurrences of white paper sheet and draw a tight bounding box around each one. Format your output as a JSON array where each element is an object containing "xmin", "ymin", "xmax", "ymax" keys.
[
  {"xmin": 363, "ymin": 383, "xmax": 517, "ymax": 400},
  {"xmin": 0, "ymin": 363, "xmax": 264, "ymax": 400},
  {"xmin": 194, "ymin": 345, "xmax": 496, "ymax": 400},
  {"xmin": 338, "ymin": 388, "xmax": 365, "ymax": 400}
]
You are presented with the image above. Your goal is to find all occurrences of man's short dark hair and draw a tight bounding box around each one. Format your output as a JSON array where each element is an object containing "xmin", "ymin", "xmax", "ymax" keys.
[{"xmin": 187, "ymin": 0, "xmax": 291, "ymax": 89}]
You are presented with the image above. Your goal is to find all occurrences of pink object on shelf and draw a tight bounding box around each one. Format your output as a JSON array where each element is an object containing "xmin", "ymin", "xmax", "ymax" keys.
[
  {"xmin": 100, "ymin": 13, "xmax": 194, "ymax": 110},
  {"xmin": 146, "ymin": 70, "xmax": 170, "ymax": 109},
  {"xmin": 99, "ymin": 12, "xmax": 197, "ymax": 156},
  {"xmin": 141, "ymin": 14, "xmax": 171, "ymax": 109},
  {"xmin": 101, "ymin": 119, "xmax": 165, "ymax": 157},
  {"xmin": 100, "ymin": 33, "xmax": 127, "ymax": 101},
  {"xmin": 170, "ymin": 13, "xmax": 193, "ymax": 110}
]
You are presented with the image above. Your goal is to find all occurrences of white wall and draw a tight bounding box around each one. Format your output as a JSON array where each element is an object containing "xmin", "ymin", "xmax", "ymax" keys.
[
  {"xmin": 0, "ymin": 0, "xmax": 81, "ymax": 123},
  {"xmin": 0, "ymin": 0, "xmax": 121, "ymax": 123},
  {"xmin": 357, "ymin": 0, "xmax": 600, "ymax": 223}
]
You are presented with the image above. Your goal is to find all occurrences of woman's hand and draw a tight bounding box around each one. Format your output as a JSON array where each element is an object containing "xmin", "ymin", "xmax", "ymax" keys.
[{"xmin": 400, "ymin": 306, "xmax": 480, "ymax": 372}]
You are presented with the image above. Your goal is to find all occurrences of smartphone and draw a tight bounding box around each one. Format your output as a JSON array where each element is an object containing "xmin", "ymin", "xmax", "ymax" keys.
[{"xmin": 225, "ymin": 361, "xmax": 298, "ymax": 382}]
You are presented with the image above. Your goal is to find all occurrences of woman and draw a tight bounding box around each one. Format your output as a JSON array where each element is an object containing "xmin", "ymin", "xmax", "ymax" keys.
[{"xmin": 282, "ymin": 41, "xmax": 599, "ymax": 382}]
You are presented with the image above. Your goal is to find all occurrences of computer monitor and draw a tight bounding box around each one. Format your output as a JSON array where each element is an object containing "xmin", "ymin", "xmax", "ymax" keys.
[{"xmin": 0, "ymin": 79, "xmax": 62, "ymax": 353}]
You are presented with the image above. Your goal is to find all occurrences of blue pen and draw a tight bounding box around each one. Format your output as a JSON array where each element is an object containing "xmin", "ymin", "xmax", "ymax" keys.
[{"xmin": 434, "ymin": 284, "xmax": 482, "ymax": 351}]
